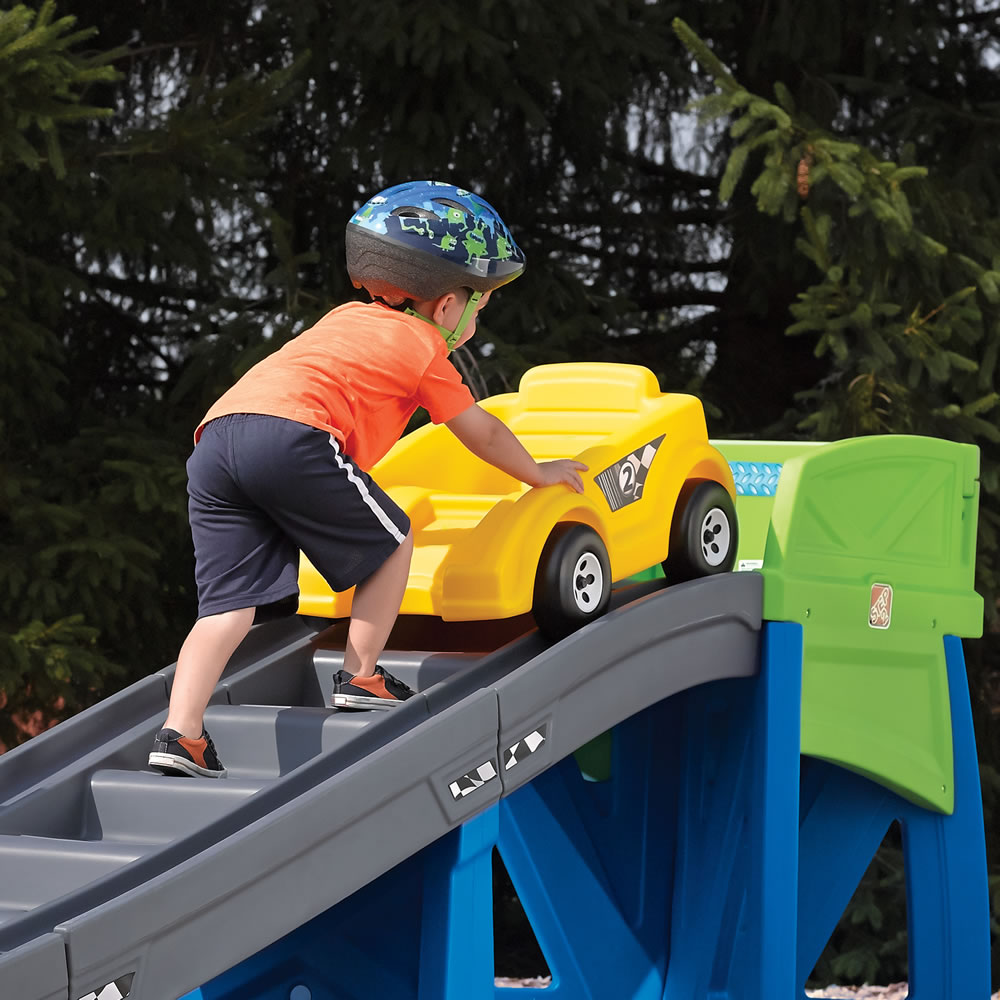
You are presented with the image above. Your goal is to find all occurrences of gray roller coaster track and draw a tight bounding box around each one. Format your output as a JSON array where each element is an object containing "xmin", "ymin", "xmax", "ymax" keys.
[{"xmin": 0, "ymin": 572, "xmax": 762, "ymax": 1000}]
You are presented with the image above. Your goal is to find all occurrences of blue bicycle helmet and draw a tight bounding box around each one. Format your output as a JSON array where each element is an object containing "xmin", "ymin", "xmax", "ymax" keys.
[{"xmin": 346, "ymin": 180, "xmax": 525, "ymax": 346}]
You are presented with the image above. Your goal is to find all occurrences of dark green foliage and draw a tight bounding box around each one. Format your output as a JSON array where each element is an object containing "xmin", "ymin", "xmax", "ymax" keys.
[
  {"xmin": 0, "ymin": 2, "xmax": 116, "ymax": 177},
  {"xmin": 669, "ymin": 1, "xmax": 1000, "ymax": 436},
  {"xmin": 0, "ymin": 2, "xmax": 302, "ymax": 745},
  {"xmin": 0, "ymin": 3, "xmax": 122, "ymax": 745}
]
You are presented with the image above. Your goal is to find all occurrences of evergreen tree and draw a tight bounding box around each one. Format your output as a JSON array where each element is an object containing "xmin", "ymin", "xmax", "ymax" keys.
[
  {"xmin": 0, "ymin": 2, "xmax": 122, "ymax": 745},
  {"xmin": 0, "ymin": 2, "xmax": 301, "ymax": 746},
  {"xmin": 73, "ymin": 0, "xmax": 723, "ymax": 391},
  {"xmin": 667, "ymin": 1, "xmax": 1000, "ymax": 434}
]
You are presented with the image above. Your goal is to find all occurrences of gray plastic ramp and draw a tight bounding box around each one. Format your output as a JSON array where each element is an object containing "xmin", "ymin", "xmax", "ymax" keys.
[
  {"xmin": 0, "ymin": 573, "xmax": 761, "ymax": 1000},
  {"xmin": 0, "ymin": 933, "xmax": 68, "ymax": 1000}
]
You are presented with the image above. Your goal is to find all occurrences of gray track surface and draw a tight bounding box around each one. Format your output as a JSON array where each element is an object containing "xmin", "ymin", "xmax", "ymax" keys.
[{"xmin": 0, "ymin": 573, "xmax": 762, "ymax": 1000}]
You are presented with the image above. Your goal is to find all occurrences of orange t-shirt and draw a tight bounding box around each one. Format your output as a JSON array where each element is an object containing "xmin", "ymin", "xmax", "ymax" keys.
[{"xmin": 196, "ymin": 301, "xmax": 475, "ymax": 470}]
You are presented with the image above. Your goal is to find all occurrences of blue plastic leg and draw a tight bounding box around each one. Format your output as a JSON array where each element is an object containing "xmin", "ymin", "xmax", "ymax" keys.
[
  {"xmin": 903, "ymin": 635, "xmax": 991, "ymax": 1000},
  {"xmin": 665, "ymin": 620, "xmax": 802, "ymax": 1000},
  {"xmin": 795, "ymin": 635, "xmax": 991, "ymax": 1000},
  {"xmin": 496, "ymin": 721, "xmax": 671, "ymax": 999},
  {"xmin": 746, "ymin": 621, "xmax": 803, "ymax": 1000},
  {"xmin": 418, "ymin": 805, "xmax": 498, "ymax": 1000}
]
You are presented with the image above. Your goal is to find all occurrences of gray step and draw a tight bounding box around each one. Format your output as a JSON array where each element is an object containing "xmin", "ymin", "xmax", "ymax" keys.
[
  {"xmin": 0, "ymin": 836, "xmax": 151, "ymax": 909},
  {"xmin": 221, "ymin": 643, "xmax": 482, "ymax": 708},
  {"xmin": 85, "ymin": 770, "xmax": 265, "ymax": 844},
  {"xmin": 201, "ymin": 704, "xmax": 375, "ymax": 778}
]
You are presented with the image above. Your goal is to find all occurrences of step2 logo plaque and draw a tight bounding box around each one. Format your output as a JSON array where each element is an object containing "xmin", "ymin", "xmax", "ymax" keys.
[{"xmin": 869, "ymin": 582, "xmax": 893, "ymax": 629}]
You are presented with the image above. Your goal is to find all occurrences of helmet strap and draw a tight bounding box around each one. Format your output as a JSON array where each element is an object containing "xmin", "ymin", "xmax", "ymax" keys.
[{"xmin": 405, "ymin": 291, "xmax": 482, "ymax": 351}]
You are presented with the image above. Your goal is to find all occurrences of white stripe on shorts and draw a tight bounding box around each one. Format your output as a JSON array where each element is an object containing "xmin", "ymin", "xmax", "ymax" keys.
[{"xmin": 327, "ymin": 435, "xmax": 406, "ymax": 545}]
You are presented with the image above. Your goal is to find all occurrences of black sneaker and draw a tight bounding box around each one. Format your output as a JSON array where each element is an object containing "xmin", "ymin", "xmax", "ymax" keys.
[
  {"xmin": 148, "ymin": 728, "xmax": 227, "ymax": 778},
  {"xmin": 332, "ymin": 666, "xmax": 415, "ymax": 710}
]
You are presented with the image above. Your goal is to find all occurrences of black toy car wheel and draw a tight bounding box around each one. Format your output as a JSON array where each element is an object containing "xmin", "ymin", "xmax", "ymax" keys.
[
  {"xmin": 663, "ymin": 481, "xmax": 738, "ymax": 583},
  {"xmin": 532, "ymin": 523, "xmax": 612, "ymax": 640}
]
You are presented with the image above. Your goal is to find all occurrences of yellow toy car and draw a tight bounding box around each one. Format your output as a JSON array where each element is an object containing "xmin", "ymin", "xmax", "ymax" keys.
[{"xmin": 298, "ymin": 362, "xmax": 738, "ymax": 639}]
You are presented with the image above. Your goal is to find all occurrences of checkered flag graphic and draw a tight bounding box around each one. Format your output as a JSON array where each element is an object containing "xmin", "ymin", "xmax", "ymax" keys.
[
  {"xmin": 77, "ymin": 975, "xmax": 133, "ymax": 1000},
  {"xmin": 448, "ymin": 759, "xmax": 498, "ymax": 799},
  {"xmin": 595, "ymin": 435, "xmax": 665, "ymax": 512},
  {"xmin": 503, "ymin": 728, "xmax": 547, "ymax": 771}
]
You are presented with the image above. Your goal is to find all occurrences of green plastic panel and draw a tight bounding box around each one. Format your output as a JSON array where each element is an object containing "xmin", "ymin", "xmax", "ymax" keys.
[{"xmin": 758, "ymin": 435, "xmax": 982, "ymax": 814}]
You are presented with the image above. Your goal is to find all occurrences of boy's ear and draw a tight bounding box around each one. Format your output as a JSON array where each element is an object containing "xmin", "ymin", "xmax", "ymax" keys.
[{"xmin": 430, "ymin": 291, "xmax": 458, "ymax": 325}]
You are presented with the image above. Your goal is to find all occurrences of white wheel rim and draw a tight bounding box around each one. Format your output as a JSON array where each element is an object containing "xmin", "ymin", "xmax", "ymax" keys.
[
  {"xmin": 701, "ymin": 507, "xmax": 731, "ymax": 566},
  {"xmin": 572, "ymin": 551, "xmax": 604, "ymax": 613}
]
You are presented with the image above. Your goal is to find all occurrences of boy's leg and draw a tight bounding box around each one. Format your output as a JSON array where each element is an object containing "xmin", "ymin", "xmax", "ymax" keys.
[
  {"xmin": 150, "ymin": 415, "xmax": 303, "ymax": 776},
  {"xmin": 148, "ymin": 607, "xmax": 255, "ymax": 778},
  {"xmin": 343, "ymin": 528, "xmax": 414, "ymax": 677},
  {"xmin": 228, "ymin": 422, "xmax": 413, "ymax": 708},
  {"xmin": 164, "ymin": 607, "xmax": 256, "ymax": 736}
]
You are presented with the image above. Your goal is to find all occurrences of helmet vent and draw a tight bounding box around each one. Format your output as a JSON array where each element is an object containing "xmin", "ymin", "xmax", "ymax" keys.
[
  {"xmin": 390, "ymin": 206, "xmax": 437, "ymax": 220},
  {"xmin": 431, "ymin": 197, "xmax": 470, "ymax": 217}
]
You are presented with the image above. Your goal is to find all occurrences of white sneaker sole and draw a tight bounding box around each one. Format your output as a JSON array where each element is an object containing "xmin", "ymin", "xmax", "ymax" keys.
[
  {"xmin": 331, "ymin": 693, "xmax": 404, "ymax": 711},
  {"xmin": 148, "ymin": 752, "xmax": 228, "ymax": 778}
]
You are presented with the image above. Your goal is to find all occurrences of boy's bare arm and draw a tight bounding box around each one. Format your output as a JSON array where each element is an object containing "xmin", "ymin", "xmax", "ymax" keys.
[{"xmin": 446, "ymin": 404, "xmax": 587, "ymax": 493}]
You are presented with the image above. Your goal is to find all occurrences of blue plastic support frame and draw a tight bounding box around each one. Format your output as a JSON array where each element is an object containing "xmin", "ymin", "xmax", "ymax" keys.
[{"xmin": 180, "ymin": 626, "xmax": 989, "ymax": 1000}]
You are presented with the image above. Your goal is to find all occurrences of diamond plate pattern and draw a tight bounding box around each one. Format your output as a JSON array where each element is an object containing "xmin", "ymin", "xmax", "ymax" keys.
[{"xmin": 729, "ymin": 461, "xmax": 782, "ymax": 496}]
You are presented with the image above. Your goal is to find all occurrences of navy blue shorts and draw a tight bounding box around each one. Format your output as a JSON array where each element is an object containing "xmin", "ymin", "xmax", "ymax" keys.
[{"xmin": 187, "ymin": 414, "xmax": 411, "ymax": 618}]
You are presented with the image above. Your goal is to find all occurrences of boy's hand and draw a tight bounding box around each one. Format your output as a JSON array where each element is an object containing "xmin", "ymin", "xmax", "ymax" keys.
[
  {"xmin": 446, "ymin": 405, "xmax": 588, "ymax": 492},
  {"xmin": 534, "ymin": 459, "xmax": 588, "ymax": 493}
]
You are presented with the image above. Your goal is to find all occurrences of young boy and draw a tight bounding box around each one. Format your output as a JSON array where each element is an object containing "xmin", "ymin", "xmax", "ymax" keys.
[{"xmin": 148, "ymin": 180, "xmax": 587, "ymax": 778}]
